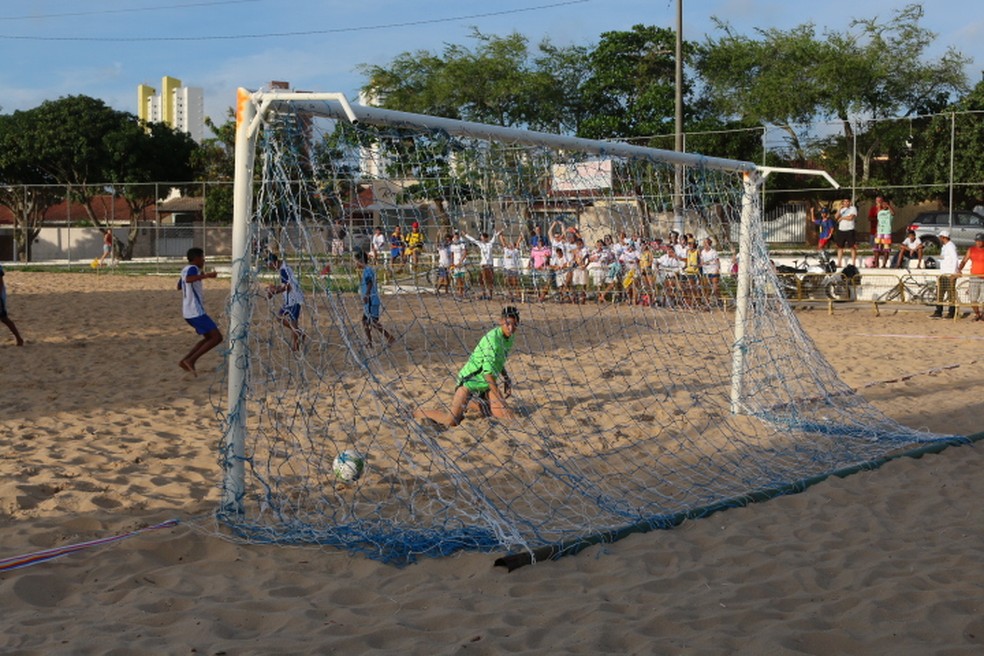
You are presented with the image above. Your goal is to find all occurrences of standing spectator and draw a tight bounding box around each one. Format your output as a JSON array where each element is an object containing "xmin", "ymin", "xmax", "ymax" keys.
[
  {"xmin": 956, "ymin": 233, "xmax": 984, "ymax": 321},
  {"xmin": 529, "ymin": 238, "xmax": 552, "ymax": 302},
  {"xmin": 620, "ymin": 241, "xmax": 641, "ymax": 305},
  {"xmin": 682, "ymin": 238, "xmax": 701, "ymax": 305},
  {"xmin": 550, "ymin": 246, "xmax": 570, "ymax": 302},
  {"xmin": 331, "ymin": 219, "xmax": 347, "ymax": 256},
  {"xmin": 464, "ymin": 229, "xmax": 501, "ymax": 300},
  {"xmin": 0, "ymin": 262, "xmax": 24, "ymax": 346},
  {"xmin": 586, "ymin": 239, "xmax": 608, "ymax": 294},
  {"xmin": 931, "ymin": 231, "xmax": 959, "ymax": 319},
  {"xmin": 656, "ymin": 244, "xmax": 683, "ymax": 306},
  {"xmin": 99, "ymin": 229, "xmax": 115, "ymax": 267},
  {"xmin": 866, "ymin": 195, "xmax": 885, "ymax": 249},
  {"xmin": 812, "ymin": 207, "xmax": 835, "ymax": 252},
  {"xmin": 673, "ymin": 233, "xmax": 689, "ymax": 264},
  {"xmin": 874, "ymin": 197, "xmax": 895, "ymax": 268},
  {"xmin": 434, "ymin": 233, "xmax": 452, "ymax": 295},
  {"xmin": 449, "ymin": 232, "xmax": 469, "ymax": 298},
  {"xmin": 528, "ymin": 225, "xmax": 548, "ymax": 249},
  {"xmin": 895, "ymin": 230, "xmax": 924, "ymax": 269},
  {"xmin": 499, "ymin": 235, "xmax": 523, "ymax": 302},
  {"xmin": 835, "ymin": 198, "xmax": 859, "ymax": 268},
  {"xmin": 700, "ymin": 237, "xmax": 722, "ymax": 302},
  {"xmin": 570, "ymin": 238, "xmax": 589, "ymax": 305},
  {"xmin": 549, "ymin": 220, "xmax": 579, "ymax": 264},
  {"xmin": 637, "ymin": 241, "xmax": 655, "ymax": 299}
]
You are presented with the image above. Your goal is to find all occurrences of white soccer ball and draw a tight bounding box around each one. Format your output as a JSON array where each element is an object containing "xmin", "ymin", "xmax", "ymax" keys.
[{"xmin": 332, "ymin": 450, "xmax": 366, "ymax": 483}]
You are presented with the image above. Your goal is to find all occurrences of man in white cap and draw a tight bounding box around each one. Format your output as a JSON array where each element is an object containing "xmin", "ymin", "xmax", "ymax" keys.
[{"xmin": 931, "ymin": 230, "xmax": 959, "ymax": 319}]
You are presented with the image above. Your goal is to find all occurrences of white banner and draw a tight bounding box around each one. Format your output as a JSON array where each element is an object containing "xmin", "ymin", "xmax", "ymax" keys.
[{"xmin": 551, "ymin": 159, "xmax": 612, "ymax": 192}]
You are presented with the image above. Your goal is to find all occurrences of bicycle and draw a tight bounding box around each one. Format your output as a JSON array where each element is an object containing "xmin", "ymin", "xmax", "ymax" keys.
[
  {"xmin": 777, "ymin": 250, "xmax": 856, "ymax": 301},
  {"xmin": 874, "ymin": 270, "xmax": 939, "ymax": 304}
]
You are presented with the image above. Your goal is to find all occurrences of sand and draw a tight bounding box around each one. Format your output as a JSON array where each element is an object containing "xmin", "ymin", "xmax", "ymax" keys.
[{"xmin": 2, "ymin": 271, "xmax": 983, "ymax": 655}]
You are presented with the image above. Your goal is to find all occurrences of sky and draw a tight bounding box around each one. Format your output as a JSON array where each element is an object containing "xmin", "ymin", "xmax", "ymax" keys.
[{"xmin": 1, "ymin": 0, "xmax": 982, "ymax": 131}]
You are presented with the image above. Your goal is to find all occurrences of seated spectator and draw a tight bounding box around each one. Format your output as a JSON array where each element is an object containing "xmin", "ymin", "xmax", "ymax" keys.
[{"xmin": 895, "ymin": 230, "xmax": 924, "ymax": 269}]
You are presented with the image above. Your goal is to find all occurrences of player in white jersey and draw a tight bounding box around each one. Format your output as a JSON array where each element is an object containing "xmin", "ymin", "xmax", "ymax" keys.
[
  {"xmin": 266, "ymin": 253, "xmax": 306, "ymax": 351},
  {"xmin": 178, "ymin": 247, "xmax": 222, "ymax": 375}
]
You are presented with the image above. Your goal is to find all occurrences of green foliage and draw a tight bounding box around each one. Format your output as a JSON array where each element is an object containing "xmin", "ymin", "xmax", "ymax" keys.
[
  {"xmin": 344, "ymin": 5, "xmax": 973, "ymax": 210},
  {"xmin": 579, "ymin": 24, "xmax": 686, "ymax": 139},
  {"xmin": 204, "ymin": 183, "xmax": 234, "ymax": 223},
  {"xmin": 903, "ymin": 81, "xmax": 984, "ymax": 206},
  {"xmin": 698, "ymin": 3, "xmax": 968, "ymax": 177},
  {"xmin": 361, "ymin": 29, "xmax": 589, "ymax": 133},
  {"xmin": 0, "ymin": 95, "xmax": 201, "ymax": 259},
  {"xmin": 194, "ymin": 110, "xmax": 237, "ymax": 181}
]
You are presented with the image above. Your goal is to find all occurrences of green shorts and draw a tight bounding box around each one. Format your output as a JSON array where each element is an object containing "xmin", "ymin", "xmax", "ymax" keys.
[{"xmin": 459, "ymin": 378, "xmax": 489, "ymax": 393}]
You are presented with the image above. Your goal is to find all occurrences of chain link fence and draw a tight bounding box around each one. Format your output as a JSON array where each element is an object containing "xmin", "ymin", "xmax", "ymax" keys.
[{"xmin": 3, "ymin": 110, "xmax": 982, "ymax": 265}]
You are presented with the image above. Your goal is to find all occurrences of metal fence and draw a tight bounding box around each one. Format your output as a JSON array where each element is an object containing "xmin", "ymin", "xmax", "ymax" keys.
[{"xmin": 6, "ymin": 101, "xmax": 984, "ymax": 267}]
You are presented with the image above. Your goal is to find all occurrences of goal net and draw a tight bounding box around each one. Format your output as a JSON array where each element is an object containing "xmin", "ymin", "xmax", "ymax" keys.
[{"xmin": 213, "ymin": 89, "xmax": 954, "ymax": 564}]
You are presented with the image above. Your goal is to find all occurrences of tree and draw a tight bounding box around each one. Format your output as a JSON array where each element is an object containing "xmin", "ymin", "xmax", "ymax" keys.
[
  {"xmin": 103, "ymin": 119, "xmax": 200, "ymax": 258},
  {"xmin": 0, "ymin": 97, "xmax": 122, "ymax": 260},
  {"xmin": 0, "ymin": 111, "xmax": 61, "ymax": 261},
  {"xmin": 193, "ymin": 112, "xmax": 237, "ymax": 224},
  {"xmin": 0, "ymin": 95, "xmax": 200, "ymax": 260},
  {"xmin": 698, "ymin": 3, "xmax": 968, "ymax": 185},
  {"xmin": 903, "ymin": 81, "xmax": 984, "ymax": 208},
  {"xmin": 360, "ymin": 29, "xmax": 586, "ymax": 132},
  {"xmin": 579, "ymin": 24, "xmax": 686, "ymax": 140}
]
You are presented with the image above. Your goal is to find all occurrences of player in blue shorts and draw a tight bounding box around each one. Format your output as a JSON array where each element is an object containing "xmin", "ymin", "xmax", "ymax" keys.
[
  {"xmin": 178, "ymin": 247, "xmax": 222, "ymax": 375},
  {"xmin": 356, "ymin": 250, "xmax": 395, "ymax": 348},
  {"xmin": 265, "ymin": 253, "xmax": 305, "ymax": 351},
  {"xmin": 0, "ymin": 262, "xmax": 25, "ymax": 346}
]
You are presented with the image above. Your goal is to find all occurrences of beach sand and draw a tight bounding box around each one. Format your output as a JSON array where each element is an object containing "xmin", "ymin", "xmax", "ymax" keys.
[{"xmin": 2, "ymin": 271, "xmax": 983, "ymax": 655}]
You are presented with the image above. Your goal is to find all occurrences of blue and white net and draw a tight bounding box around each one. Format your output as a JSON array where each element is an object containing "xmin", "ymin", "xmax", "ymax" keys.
[{"xmin": 211, "ymin": 96, "xmax": 955, "ymax": 564}]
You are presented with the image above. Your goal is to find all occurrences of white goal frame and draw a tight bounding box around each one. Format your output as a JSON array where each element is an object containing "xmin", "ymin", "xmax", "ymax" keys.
[{"xmin": 221, "ymin": 87, "xmax": 836, "ymax": 515}]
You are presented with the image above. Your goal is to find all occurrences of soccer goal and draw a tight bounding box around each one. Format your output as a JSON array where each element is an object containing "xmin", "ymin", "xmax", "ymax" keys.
[{"xmin": 214, "ymin": 88, "xmax": 954, "ymax": 564}]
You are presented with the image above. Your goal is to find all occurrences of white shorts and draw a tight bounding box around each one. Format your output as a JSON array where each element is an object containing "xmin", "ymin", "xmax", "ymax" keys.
[
  {"xmin": 968, "ymin": 277, "xmax": 984, "ymax": 304},
  {"xmin": 588, "ymin": 268, "xmax": 605, "ymax": 287}
]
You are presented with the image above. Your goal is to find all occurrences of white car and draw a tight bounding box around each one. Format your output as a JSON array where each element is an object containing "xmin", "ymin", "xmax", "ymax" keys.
[{"xmin": 908, "ymin": 210, "xmax": 984, "ymax": 249}]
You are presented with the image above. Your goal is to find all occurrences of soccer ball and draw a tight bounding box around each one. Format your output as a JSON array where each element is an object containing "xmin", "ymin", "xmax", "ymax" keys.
[{"xmin": 332, "ymin": 450, "xmax": 366, "ymax": 483}]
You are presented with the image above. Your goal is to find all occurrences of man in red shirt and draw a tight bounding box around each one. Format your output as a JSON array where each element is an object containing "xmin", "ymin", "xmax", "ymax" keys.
[{"xmin": 957, "ymin": 233, "xmax": 984, "ymax": 321}]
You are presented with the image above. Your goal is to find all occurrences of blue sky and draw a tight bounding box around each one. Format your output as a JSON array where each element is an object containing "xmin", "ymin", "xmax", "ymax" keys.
[{"xmin": 1, "ymin": 0, "xmax": 981, "ymax": 128}]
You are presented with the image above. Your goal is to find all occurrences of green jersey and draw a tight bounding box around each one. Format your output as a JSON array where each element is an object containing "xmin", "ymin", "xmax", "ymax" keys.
[
  {"xmin": 457, "ymin": 326, "xmax": 514, "ymax": 392},
  {"xmin": 877, "ymin": 208, "xmax": 893, "ymax": 235}
]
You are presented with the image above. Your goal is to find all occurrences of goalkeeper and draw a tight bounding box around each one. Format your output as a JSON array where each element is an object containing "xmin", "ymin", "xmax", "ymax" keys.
[{"xmin": 414, "ymin": 306, "xmax": 520, "ymax": 427}]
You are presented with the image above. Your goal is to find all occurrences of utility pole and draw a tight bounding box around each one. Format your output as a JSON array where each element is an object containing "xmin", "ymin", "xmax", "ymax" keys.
[{"xmin": 673, "ymin": 0, "xmax": 684, "ymax": 235}]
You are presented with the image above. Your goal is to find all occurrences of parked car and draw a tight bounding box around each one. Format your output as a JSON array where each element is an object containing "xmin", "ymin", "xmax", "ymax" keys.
[{"xmin": 907, "ymin": 210, "xmax": 984, "ymax": 249}]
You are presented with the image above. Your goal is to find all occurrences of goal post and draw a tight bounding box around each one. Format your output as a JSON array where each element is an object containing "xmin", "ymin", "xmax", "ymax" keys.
[
  {"xmin": 216, "ymin": 88, "xmax": 953, "ymax": 563},
  {"xmin": 222, "ymin": 88, "xmax": 760, "ymax": 514}
]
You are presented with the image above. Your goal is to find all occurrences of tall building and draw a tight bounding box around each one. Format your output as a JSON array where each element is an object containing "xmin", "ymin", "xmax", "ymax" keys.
[{"xmin": 137, "ymin": 76, "xmax": 205, "ymax": 143}]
